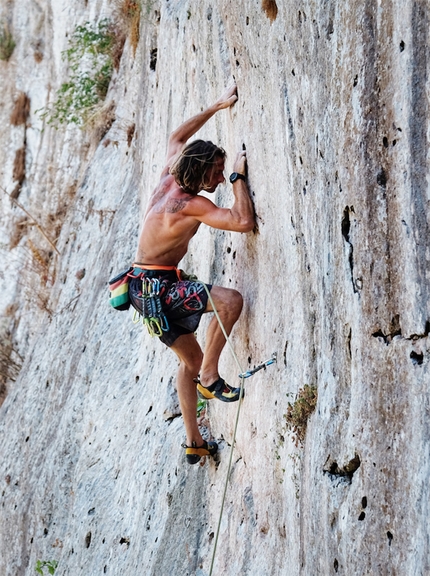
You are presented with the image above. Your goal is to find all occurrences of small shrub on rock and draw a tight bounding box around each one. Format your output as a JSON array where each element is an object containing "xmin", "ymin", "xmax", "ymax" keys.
[
  {"xmin": 284, "ymin": 384, "xmax": 317, "ymax": 447},
  {"xmin": 37, "ymin": 19, "xmax": 122, "ymax": 127},
  {"xmin": 0, "ymin": 23, "xmax": 16, "ymax": 61}
]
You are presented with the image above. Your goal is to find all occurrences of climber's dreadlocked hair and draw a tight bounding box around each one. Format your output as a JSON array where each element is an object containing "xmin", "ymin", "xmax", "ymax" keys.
[{"xmin": 170, "ymin": 140, "xmax": 226, "ymax": 195}]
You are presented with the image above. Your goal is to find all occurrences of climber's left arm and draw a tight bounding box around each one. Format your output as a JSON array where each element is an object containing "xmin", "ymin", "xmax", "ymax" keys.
[{"xmin": 165, "ymin": 84, "xmax": 238, "ymax": 165}]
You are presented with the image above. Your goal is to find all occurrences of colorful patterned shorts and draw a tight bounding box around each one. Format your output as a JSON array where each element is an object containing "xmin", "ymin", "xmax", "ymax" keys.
[{"xmin": 128, "ymin": 268, "xmax": 211, "ymax": 347}]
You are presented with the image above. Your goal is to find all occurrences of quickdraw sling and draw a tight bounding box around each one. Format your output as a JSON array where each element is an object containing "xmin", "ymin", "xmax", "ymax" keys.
[
  {"xmin": 132, "ymin": 276, "xmax": 170, "ymax": 337},
  {"xmin": 129, "ymin": 264, "xmax": 179, "ymax": 337}
]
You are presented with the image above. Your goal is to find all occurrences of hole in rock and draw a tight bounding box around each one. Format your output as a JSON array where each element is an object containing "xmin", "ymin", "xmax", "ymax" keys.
[
  {"xmin": 410, "ymin": 351, "xmax": 423, "ymax": 365},
  {"xmin": 361, "ymin": 496, "xmax": 367, "ymax": 509},
  {"xmin": 85, "ymin": 532, "xmax": 92, "ymax": 548},
  {"xmin": 341, "ymin": 207, "xmax": 351, "ymax": 242},
  {"xmin": 399, "ymin": 41, "xmax": 405, "ymax": 52},
  {"xmin": 150, "ymin": 48, "xmax": 157, "ymax": 71},
  {"xmin": 358, "ymin": 511, "xmax": 366, "ymax": 521},
  {"xmin": 387, "ymin": 531, "xmax": 393, "ymax": 545},
  {"xmin": 377, "ymin": 168, "xmax": 387, "ymax": 187},
  {"xmin": 323, "ymin": 454, "xmax": 361, "ymax": 483}
]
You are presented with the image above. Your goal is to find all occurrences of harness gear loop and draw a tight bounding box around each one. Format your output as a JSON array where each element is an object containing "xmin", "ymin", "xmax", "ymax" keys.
[{"xmin": 134, "ymin": 273, "xmax": 170, "ymax": 337}]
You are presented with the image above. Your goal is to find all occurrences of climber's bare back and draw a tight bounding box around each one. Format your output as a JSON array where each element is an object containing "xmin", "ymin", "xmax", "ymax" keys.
[
  {"xmin": 135, "ymin": 153, "xmax": 232, "ymax": 266},
  {"xmin": 134, "ymin": 168, "xmax": 201, "ymax": 266}
]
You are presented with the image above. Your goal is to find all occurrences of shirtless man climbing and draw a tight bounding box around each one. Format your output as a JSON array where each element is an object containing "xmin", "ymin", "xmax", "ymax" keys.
[{"xmin": 129, "ymin": 84, "xmax": 255, "ymax": 464}]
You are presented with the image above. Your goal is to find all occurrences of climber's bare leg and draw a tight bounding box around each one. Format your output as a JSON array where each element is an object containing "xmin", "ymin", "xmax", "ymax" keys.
[
  {"xmin": 170, "ymin": 286, "xmax": 242, "ymax": 443},
  {"xmin": 199, "ymin": 285, "xmax": 243, "ymax": 387},
  {"xmin": 170, "ymin": 334, "xmax": 204, "ymax": 446}
]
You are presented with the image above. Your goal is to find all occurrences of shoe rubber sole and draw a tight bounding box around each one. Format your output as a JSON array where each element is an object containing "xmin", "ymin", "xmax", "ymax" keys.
[
  {"xmin": 183, "ymin": 440, "xmax": 218, "ymax": 465},
  {"xmin": 196, "ymin": 378, "xmax": 244, "ymax": 403}
]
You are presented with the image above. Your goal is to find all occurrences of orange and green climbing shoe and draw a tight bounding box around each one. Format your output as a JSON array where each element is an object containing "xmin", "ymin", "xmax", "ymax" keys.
[
  {"xmin": 194, "ymin": 376, "xmax": 244, "ymax": 403},
  {"xmin": 182, "ymin": 440, "xmax": 218, "ymax": 465}
]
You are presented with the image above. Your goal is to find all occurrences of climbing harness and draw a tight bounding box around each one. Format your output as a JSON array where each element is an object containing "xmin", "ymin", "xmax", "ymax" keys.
[
  {"xmin": 132, "ymin": 276, "xmax": 170, "ymax": 337},
  {"xmin": 198, "ymin": 281, "xmax": 276, "ymax": 576}
]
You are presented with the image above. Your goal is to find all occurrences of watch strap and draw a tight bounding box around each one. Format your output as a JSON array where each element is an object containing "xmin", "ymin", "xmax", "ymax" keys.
[{"xmin": 229, "ymin": 172, "xmax": 246, "ymax": 183}]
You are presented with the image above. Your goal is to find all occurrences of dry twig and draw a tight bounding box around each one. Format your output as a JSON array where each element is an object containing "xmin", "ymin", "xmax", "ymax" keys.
[{"xmin": 0, "ymin": 185, "xmax": 60, "ymax": 255}]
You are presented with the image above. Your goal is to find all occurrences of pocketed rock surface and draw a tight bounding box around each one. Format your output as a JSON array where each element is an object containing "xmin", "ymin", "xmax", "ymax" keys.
[{"xmin": 0, "ymin": 1, "xmax": 429, "ymax": 575}]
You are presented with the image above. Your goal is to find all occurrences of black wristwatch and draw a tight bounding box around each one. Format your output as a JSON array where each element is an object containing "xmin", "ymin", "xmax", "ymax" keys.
[{"xmin": 229, "ymin": 172, "xmax": 246, "ymax": 183}]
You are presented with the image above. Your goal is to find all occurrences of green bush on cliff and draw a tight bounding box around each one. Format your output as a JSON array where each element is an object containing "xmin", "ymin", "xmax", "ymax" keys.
[
  {"xmin": 35, "ymin": 559, "xmax": 58, "ymax": 575},
  {"xmin": 0, "ymin": 23, "xmax": 16, "ymax": 61},
  {"xmin": 37, "ymin": 20, "xmax": 117, "ymax": 127}
]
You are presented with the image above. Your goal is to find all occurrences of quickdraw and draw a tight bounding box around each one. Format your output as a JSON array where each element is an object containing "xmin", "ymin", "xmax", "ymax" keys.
[
  {"xmin": 132, "ymin": 277, "xmax": 169, "ymax": 337},
  {"xmin": 238, "ymin": 352, "xmax": 277, "ymax": 379}
]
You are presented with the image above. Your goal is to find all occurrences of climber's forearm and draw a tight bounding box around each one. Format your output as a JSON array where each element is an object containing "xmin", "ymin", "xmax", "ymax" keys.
[
  {"xmin": 168, "ymin": 105, "xmax": 219, "ymax": 149},
  {"xmin": 230, "ymin": 180, "xmax": 255, "ymax": 232},
  {"xmin": 166, "ymin": 84, "xmax": 238, "ymax": 163}
]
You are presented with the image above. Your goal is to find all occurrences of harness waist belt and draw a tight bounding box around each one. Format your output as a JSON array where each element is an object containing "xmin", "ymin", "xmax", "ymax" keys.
[
  {"xmin": 131, "ymin": 263, "xmax": 181, "ymax": 280},
  {"xmin": 132, "ymin": 263, "xmax": 178, "ymax": 271}
]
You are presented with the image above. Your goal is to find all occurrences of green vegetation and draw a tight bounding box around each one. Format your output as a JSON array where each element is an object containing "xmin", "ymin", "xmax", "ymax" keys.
[
  {"xmin": 284, "ymin": 384, "xmax": 317, "ymax": 447},
  {"xmin": 35, "ymin": 560, "xmax": 58, "ymax": 575},
  {"xmin": 0, "ymin": 23, "xmax": 16, "ymax": 61},
  {"xmin": 197, "ymin": 398, "xmax": 207, "ymax": 417},
  {"xmin": 38, "ymin": 20, "xmax": 117, "ymax": 127}
]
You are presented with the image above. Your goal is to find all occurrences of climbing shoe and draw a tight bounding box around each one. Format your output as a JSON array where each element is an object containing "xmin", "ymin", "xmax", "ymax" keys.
[
  {"xmin": 182, "ymin": 440, "xmax": 218, "ymax": 465},
  {"xmin": 194, "ymin": 376, "xmax": 244, "ymax": 403}
]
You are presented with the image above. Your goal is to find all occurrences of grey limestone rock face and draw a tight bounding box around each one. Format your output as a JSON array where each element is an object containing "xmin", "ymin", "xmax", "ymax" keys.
[{"xmin": 0, "ymin": 0, "xmax": 429, "ymax": 575}]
